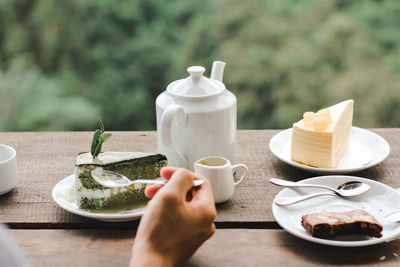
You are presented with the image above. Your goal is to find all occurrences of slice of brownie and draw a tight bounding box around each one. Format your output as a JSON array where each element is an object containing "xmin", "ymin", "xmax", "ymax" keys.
[{"xmin": 301, "ymin": 210, "xmax": 383, "ymax": 238}]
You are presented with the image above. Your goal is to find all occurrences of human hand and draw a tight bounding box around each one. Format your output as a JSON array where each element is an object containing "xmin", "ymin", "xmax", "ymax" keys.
[{"xmin": 130, "ymin": 167, "xmax": 216, "ymax": 267}]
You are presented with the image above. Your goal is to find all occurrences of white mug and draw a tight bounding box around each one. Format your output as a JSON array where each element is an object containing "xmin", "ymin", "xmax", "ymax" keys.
[
  {"xmin": 0, "ymin": 144, "xmax": 18, "ymax": 195},
  {"xmin": 194, "ymin": 156, "xmax": 248, "ymax": 203}
]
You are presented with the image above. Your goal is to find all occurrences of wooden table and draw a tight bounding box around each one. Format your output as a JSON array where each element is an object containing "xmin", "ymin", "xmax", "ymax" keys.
[{"xmin": 1, "ymin": 129, "xmax": 400, "ymax": 266}]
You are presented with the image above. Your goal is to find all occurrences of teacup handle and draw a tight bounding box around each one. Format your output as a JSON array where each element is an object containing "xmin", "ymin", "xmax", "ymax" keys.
[
  {"xmin": 232, "ymin": 164, "xmax": 248, "ymax": 186},
  {"xmin": 160, "ymin": 104, "xmax": 188, "ymax": 168}
]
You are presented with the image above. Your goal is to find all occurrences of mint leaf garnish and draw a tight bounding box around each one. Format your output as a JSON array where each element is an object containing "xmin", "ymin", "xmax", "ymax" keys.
[{"xmin": 91, "ymin": 118, "xmax": 111, "ymax": 158}]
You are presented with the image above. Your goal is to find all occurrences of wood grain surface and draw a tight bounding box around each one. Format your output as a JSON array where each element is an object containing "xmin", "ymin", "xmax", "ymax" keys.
[
  {"xmin": 1, "ymin": 130, "xmax": 400, "ymax": 267},
  {"xmin": 10, "ymin": 229, "xmax": 400, "ymax": 267},
  {"xmin": 0, "ymin": 129, "xmax": 399, "ymax": 228}
]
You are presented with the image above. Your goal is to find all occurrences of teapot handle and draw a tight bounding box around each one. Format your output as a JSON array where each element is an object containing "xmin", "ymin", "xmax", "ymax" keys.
[{"xmin": 160, "ymin": 104, "xmax": 188, "ymax": 168}]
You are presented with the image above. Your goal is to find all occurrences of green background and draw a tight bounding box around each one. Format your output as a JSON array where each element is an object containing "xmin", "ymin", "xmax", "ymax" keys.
[{"xmin": 1, "ymin": 0, "xmax": 400, "ymax": 131}]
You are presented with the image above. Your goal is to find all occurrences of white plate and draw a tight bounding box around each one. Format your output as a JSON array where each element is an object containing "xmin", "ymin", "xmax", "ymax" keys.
[
  {"xmin": 52, "ymin": 175, "xmax": 146, "ymax": 222},
  {"xmin": 269, "ymin": 127, "xmax": 390, "ymax": 174},
  {"xmin": 272, "ymin": 175, "xmax": 400, "ymax": 247}
]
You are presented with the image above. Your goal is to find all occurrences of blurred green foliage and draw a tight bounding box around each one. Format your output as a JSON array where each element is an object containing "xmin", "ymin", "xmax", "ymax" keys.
[{"xmin": 0, "ymin": 0, "xmax": 400, "ymax": 131}]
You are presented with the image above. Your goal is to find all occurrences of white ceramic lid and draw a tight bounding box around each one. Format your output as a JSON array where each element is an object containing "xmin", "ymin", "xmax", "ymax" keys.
[{"xmin": 167, "ymin": 66, "xmax": 224, "ymax": 97}]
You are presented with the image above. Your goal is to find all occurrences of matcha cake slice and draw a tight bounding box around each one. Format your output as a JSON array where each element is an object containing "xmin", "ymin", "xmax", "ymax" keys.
[{"xmin": 74, "ymin": 152, "xmax": 167, "ymax": 210}]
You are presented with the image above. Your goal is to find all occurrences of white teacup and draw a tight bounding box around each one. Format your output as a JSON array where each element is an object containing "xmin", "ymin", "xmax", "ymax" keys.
[
  {"xmin": 0, "ymin": 144, "xmax": 18, "ymax": 195},
  {"xmin": 194, "ymin": 156, "xmax": 248, "ymax": 203}
]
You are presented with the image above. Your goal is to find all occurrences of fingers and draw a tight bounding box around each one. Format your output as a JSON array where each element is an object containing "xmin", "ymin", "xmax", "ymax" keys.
[
  {"xmin": 151, "ymin": 167, "xmax": 208, "ymax": 203},
  {"xmin": 191, "ymin": 177, "xmax": 215, "ymax": 207},
  {"xmin": 145, "ymin": 167, "xmax": 179, "ymax": 199},
  {"xmin": 165, "ymin": 169, "xmax": 196, "ymax": 199},
  {"xmin": 189, "ymin": 177, "xmax": 216, "ymax": 223},
  {"xmin": 145, "ymin": 184, "xmax": 163, "ymax": 198},
  {"xmin": 145, "ymin": 167, "xmax": 180, "ymax": 199},
  {"xmin": 160, "ymin": 167, "xmax": 178, "ymax": 180}
]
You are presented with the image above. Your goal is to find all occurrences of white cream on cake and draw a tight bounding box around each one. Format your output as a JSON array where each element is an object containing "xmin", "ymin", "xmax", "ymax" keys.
[{"xmin": 291, "ymin": 100, "xmax": 354, "ymax": 168}]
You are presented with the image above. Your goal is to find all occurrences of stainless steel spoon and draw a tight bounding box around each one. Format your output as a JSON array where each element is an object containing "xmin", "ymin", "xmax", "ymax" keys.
[
  {"xmin": 270, "ymin": 178, "xmax": 370, "ymax": 197},
  {"xmin": 383, "ymin": 209, "xmax": 400, "ymax": 223},
  {"xmin": 91, "ymin": 168, "xmax": 204, "ymax": 188},
  {"xmin": 271, "ymin": 178, "xmax": 370, "ymax": 206}
]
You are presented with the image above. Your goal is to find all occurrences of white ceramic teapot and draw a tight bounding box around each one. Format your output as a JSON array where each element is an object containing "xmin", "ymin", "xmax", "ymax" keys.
[{"xmin": 156, "ymin": 61, "xmax": 237, "ymax": 170}]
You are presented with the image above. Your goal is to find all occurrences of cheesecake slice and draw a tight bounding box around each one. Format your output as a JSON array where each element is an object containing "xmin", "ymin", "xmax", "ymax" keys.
[
  {"xmin": 291, "ymin": 100, "xmax": 354, "ymax": 168},
  {"xmin": 74, "ymin": 152, "xmax": 167, "ymax": 210}
]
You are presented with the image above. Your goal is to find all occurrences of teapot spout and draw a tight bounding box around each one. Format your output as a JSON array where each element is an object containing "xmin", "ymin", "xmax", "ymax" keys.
[{"xmin": 210, "ymin": 61, "xmax": 226, "ymax": 82}]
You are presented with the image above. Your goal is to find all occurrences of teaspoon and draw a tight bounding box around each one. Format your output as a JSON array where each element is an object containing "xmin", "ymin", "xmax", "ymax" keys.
[
  {"xmin": 383, "ymin": 209, "xmax": 400, "ymax": 223},
  {"xmin": 271, "ymin": 178, "xmax": 370, "ymax": 206},
  {"xmin": 91, "ymin": 168, "xmax": 204, "ymax": 188}
]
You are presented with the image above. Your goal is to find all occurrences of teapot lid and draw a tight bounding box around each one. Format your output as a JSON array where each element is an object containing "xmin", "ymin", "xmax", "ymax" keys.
[{"xmin": 167, "ymin": 66, "xmax": 224, "ymax": 97}]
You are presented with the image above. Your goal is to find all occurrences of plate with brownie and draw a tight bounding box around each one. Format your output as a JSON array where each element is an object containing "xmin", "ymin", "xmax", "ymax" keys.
[{"xmin": 272, "ymin": 175, "xmax": 400, "ymax": 246}]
